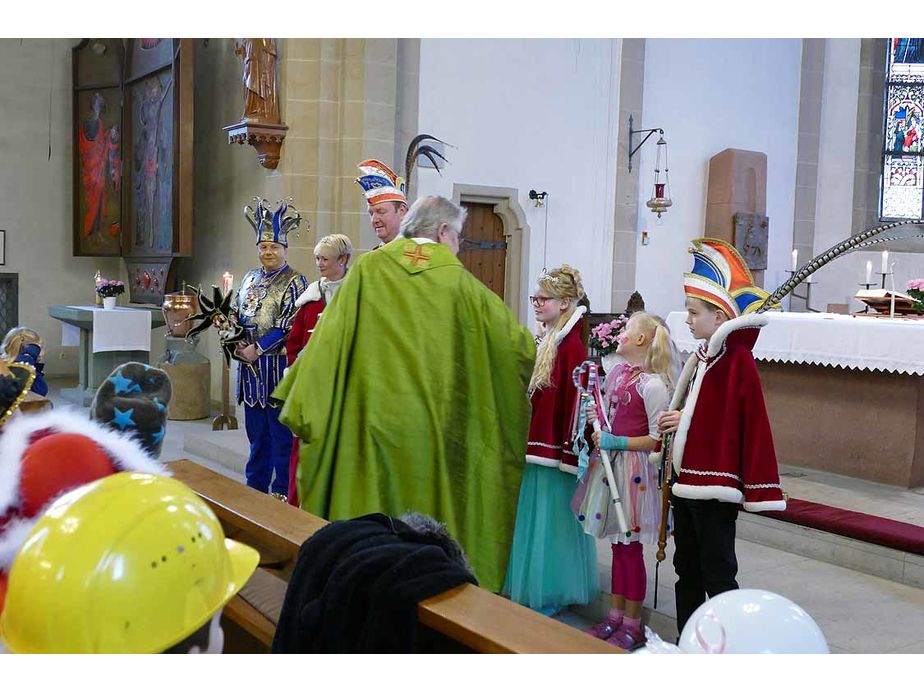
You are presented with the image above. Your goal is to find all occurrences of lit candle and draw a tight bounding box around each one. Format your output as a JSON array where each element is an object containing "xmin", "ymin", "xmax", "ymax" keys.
[
  {"xmin": 791, "ymin": 249, "xmax": 798, "ymax": 271},
  {"xmin": 222, "ymin": 271, "xmax": 234, "ymax": 295},
  {"xmin": 865, "ymin": 260, "xmax": 872, "ymax": 284},
  {"xmin": 881, "ymin": 250, "xmax": 889, "ymax": 274}
]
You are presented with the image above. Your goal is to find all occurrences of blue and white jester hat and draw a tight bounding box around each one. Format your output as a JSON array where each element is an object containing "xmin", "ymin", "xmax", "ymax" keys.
[{"xmin": 243, "ymin": 197, "xmax": 303, "ymax": 247}]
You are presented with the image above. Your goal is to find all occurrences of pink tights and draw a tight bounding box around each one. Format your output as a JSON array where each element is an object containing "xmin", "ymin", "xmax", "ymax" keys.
[{"xmin": 611, "ymin": 541, "xmax": 646, "ymax": 602}]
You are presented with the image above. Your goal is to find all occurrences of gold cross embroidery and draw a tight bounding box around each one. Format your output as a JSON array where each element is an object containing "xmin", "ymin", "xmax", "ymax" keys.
[{"xmin": 402, "ymin": 245, "xmax": 430, "ymax": 267}]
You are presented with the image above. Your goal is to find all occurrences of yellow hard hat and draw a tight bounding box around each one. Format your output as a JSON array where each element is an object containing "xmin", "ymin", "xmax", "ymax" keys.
[{"xmin": 0, "ymin": 472, "xmax": 259, "ymax": 653}]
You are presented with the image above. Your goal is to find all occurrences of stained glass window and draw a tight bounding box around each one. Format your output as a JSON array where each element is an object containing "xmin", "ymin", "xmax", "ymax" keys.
[{"xmin": 881, "ymin": 39, "xmax": 924, "ymax": 220}]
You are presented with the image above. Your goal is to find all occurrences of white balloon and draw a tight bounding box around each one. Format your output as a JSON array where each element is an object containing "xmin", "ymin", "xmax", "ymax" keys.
[{"xmin": 678, "ymin": 589, "xmax": 829, "ymax": 654}]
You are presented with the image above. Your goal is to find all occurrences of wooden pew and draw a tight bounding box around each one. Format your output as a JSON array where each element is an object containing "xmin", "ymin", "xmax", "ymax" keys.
[{"xmin": 168, "ymin": 459, "xmax": 622, "ymax": 654}]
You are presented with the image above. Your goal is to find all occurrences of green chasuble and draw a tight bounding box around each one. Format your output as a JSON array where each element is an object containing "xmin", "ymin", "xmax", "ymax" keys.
[{"xmin": 274, "ymin": 238, "xmax": 536, "ymax": 592}]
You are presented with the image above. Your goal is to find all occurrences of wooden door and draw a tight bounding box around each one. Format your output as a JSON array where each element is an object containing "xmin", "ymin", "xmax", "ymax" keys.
[{"xmin": 459, "ymin": 202, "xmax": 507, "ymax": 299}]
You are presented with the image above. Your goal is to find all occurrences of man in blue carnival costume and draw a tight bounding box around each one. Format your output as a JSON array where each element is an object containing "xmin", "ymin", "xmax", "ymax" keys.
[{"xmin": 234, "ymin": 198, "xmax": 308, "ymax": 500}]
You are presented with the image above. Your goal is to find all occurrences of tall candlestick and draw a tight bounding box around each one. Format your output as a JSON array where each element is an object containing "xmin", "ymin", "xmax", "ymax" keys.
[
  {"xmin": 889, "ymin": 264, "xmax": 896, "ymax": 318},
  {"xmin": 222, "ymin": 271, "xmax": 234, "ymax": 295},
  {"xmin": 791, "ymin": 249, "xmax": 798, "ymax": 271},
  {"xmin": 865, "ymin": 260, "xmax": 872, "ymax": 285},
  {"xmin": 881, "ymin": 250, "xmax": 889, "ymax": 274}
]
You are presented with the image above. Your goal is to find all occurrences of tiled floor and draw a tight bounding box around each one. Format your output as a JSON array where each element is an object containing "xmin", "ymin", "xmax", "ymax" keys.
[{"xmin": 44, "ymin": 377, "xmax": 924, "ymax": 653}]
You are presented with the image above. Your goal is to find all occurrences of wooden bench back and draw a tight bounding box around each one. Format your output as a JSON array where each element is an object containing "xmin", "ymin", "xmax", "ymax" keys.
[{"xmin": 167, "ymin": 460, "xmax": 620, "ymax": 654}]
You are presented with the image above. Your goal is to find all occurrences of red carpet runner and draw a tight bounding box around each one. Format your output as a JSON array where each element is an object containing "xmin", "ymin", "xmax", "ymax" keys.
[{"xmin": 759, "ymin": 498, "xmax": 924, "ymax": 556}]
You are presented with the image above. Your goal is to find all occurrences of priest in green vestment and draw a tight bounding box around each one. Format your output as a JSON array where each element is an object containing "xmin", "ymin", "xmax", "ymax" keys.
[{"xmin": 274, "ymin": 196, "xmax": 536, "ymax": 592}]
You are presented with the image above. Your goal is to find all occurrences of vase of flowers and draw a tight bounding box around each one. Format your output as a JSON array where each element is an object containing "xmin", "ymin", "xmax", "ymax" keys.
[
  {"xmin": 908, "ymin": 279, "xmax": 924, "ymax": 311},
  {"xmin": 589, "ymin": 314, "xmax": 629, "ymax": 374},
  {"xmin": 96, "ymin": 279, "xmax": 125, "ymax": 309}
]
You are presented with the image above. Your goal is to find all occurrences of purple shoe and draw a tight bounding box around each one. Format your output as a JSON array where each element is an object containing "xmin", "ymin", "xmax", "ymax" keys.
[
  {"xmin": 586, "ymin": 615, "xmax": 622, "ymax": 640},
  {"xmin": 605, "ymin": 623, "xmax": 646, "ymax": 650}
]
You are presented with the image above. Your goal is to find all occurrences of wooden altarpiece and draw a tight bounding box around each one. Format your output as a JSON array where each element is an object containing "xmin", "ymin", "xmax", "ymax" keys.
[{"xmin": 73, "ymin": 38, "xmax": 193, "ymax": 305}]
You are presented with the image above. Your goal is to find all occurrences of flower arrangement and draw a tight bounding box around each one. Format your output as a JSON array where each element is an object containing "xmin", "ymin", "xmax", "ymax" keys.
[
  {"xmin": 589, "ymin": 314, "xmax": 629, "ymax": 356},
  {"xmin": 95, "ymin": 279, "xmax": 125, "ymax": 299},
  {"xmin": 907, "ymin": 279, "xmax": 924, "ymax": 309}
]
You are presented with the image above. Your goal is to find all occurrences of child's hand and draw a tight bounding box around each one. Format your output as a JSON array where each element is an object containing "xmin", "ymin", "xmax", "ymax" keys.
[
  {"xmin": 586, "ymin": 402, "xmax": 598, "ymax": 425},
  {"xmin": 593, "ymin": 431, "xmax": 628, "ymax": 451},
  {"xmin": 657, "ymin": 409, "xmax": 682, "ymax": 434}
]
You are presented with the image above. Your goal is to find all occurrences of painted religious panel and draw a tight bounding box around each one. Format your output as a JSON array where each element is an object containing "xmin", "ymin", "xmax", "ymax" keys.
[
  {"xmin": 126, "ymin": 69, "xmax": 175, "ymax": 254},
  {"xmin": 120, "ymin": 38, "xmax": 193, "ymax": 303},
  {"xmin": 72, "ymin": 38, "xmax": 193, "ymax": 303},
  {"xmin": 73, "ymin": 39, "xmax": 123, "ymax": 256},
  {"xmin": 126, "ymin": 38, "xmax": 173, "ymax": 82},
  {"xmin": 881, "ymin": 39, "xmax": 924, "ymax": 221}
]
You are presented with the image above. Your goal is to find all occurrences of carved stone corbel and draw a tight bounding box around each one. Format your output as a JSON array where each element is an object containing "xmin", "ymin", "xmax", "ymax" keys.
[{"xmin": 223, "ymin": 121, "xmax": 288, "ymax": 170}]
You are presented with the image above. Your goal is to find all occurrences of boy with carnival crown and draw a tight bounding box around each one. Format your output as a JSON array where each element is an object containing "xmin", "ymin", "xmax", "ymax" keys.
[{"xmin": 657, "ymin": 238, "xmax": 786, "ymax": 634}]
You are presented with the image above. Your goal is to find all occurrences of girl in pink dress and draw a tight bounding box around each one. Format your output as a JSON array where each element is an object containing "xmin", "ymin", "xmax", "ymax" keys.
[{"xmin": 572, "ymin": 312, "xmax": 675, "ymax": 649}]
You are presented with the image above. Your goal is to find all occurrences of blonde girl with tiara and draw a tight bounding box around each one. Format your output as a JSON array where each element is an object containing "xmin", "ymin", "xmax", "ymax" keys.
[
  {"xmin": 575, "ymin": 312, "xmax": 675, "ymax": 649},
  {"xmin": 502, "ymin": 265, "xmax": 597, "ymax": 616}
]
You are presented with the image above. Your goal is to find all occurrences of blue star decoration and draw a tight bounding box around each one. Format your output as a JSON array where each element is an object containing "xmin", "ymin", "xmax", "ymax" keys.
[
  {"xmin": 111, "ymin": 407, "xmax": 136, "ymax": 430},
  {"xmin": 108, "ymin": 370, "xmax": 141, "ymax": 395},
  {"xmin": 152, "ymin": 397, "xmax": 167, "ymax": 411},
  {"xmin": 151, "ymin": 426, "xmax": 165, "ymax": 446}
]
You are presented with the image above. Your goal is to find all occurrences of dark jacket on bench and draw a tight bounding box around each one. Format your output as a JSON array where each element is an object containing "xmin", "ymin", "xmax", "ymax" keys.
[{"xmin": 272, "ymin": 512, "xmax": 477, "ymax": 653}]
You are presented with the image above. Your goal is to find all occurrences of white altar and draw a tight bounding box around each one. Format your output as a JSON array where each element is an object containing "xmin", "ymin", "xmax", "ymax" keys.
[
  {"xmin": 50, "ymin": 304, "xmax": 163, "ymax": 406},
  {"xmin": 665, "ymin": 311, "xmax": 924, "ymax": 488},
  {"xmin": 666, "ymin": 311, "xmax": 924, "ymax": 376}
]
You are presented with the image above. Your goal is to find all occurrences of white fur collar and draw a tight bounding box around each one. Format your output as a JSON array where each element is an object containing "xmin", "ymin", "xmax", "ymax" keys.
[
  {"xmin": 295, "ymin": 275, "xmax": 347, "ymax": 308},
  {"xmin": 0, "ymin": 408, "xmax": 170, "ymax": 568},
  {"xmin": 554, "ymin": 305, "xmax": 587, "ymax": 345},
  {"xmin": 705, "ymin": 313, "xmax": 768, "ymax": 358},
  {"xmin": 295, "ymin": 281, "xmax": 322, "ymax": 308}
]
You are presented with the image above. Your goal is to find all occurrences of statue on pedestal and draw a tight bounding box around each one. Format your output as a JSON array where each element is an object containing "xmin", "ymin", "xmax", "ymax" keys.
[
  {"xmin": 234, "ymin": 39, "xmax": 280, "ymax": 125},
  {"xmin": 225, "ymin": 39, "xmax": 288, "ymax": 169}
]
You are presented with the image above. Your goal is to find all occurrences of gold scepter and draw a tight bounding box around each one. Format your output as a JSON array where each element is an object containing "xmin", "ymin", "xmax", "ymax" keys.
[{"xmin": 653, "ymin": 429, "xmax": 674, "ymax": 609}]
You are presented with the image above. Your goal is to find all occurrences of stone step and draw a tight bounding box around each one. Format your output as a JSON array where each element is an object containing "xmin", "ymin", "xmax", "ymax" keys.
[
  {"xmin": 737, "ymin": 509, "xmax": 924, "ymax": 591},
  {"xmin": 183, "ymin": 426, "xmax": 250, "ymax": 477}
]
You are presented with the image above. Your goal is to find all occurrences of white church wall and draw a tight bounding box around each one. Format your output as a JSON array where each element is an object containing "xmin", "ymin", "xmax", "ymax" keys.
[
  {"xmin": 415, "ymin": 38, "xmax": 622, "ymax": 323},
  {"xmin": 634, "ymin": 39, "xmax": 803, "ymax": 319},
  {"xmin": 0, "ymin": 39, "xmax": 122, "ymax": 377}
]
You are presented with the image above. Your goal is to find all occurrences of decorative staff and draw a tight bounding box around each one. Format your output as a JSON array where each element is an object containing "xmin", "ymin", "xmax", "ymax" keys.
[
  {"xmin": 182, "ymin": 283, "xmax": 251, "ymax": 430},
  {"xmin": 572, "ymin": 360, "xmax": 630, "ymax": 536},
  {"xmin": 653, "ymin": 430, "xmax": 673, "ymax": 608}
]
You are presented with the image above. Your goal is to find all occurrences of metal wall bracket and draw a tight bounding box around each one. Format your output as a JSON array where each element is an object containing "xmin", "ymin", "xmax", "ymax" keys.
[{"xmin": 628, "ymin": 114, "xmax": 664, "ymax": 173}]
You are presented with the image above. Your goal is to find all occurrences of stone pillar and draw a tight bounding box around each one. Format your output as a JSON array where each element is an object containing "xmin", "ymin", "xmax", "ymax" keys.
[
  {"xmin": 704, "ymin": 148, "xmax": 768, "ymax": 286},
  {"xmin": 279, "ymin": 38, "xmax": 403, "ymax": 271},
  {"xmin": 611, "ymin": 38, "xmax": 646, "ymax": 313}
]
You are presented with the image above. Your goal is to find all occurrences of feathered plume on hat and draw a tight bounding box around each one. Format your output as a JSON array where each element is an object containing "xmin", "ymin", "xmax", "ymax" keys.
[
  {"xmin": 683, "ymin": 238, "xmax": 773, "ymax": 318},
  {"xmin": 355, "ymin": 134, "xmax": 451, "ymax": 205},
  {"xmin": 756, "ymin": 219, "xmax": 924, "ymax": 313},
  {"xmin": 243, "ymin": 197, "xmax": 304, "ymax": 247}
]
